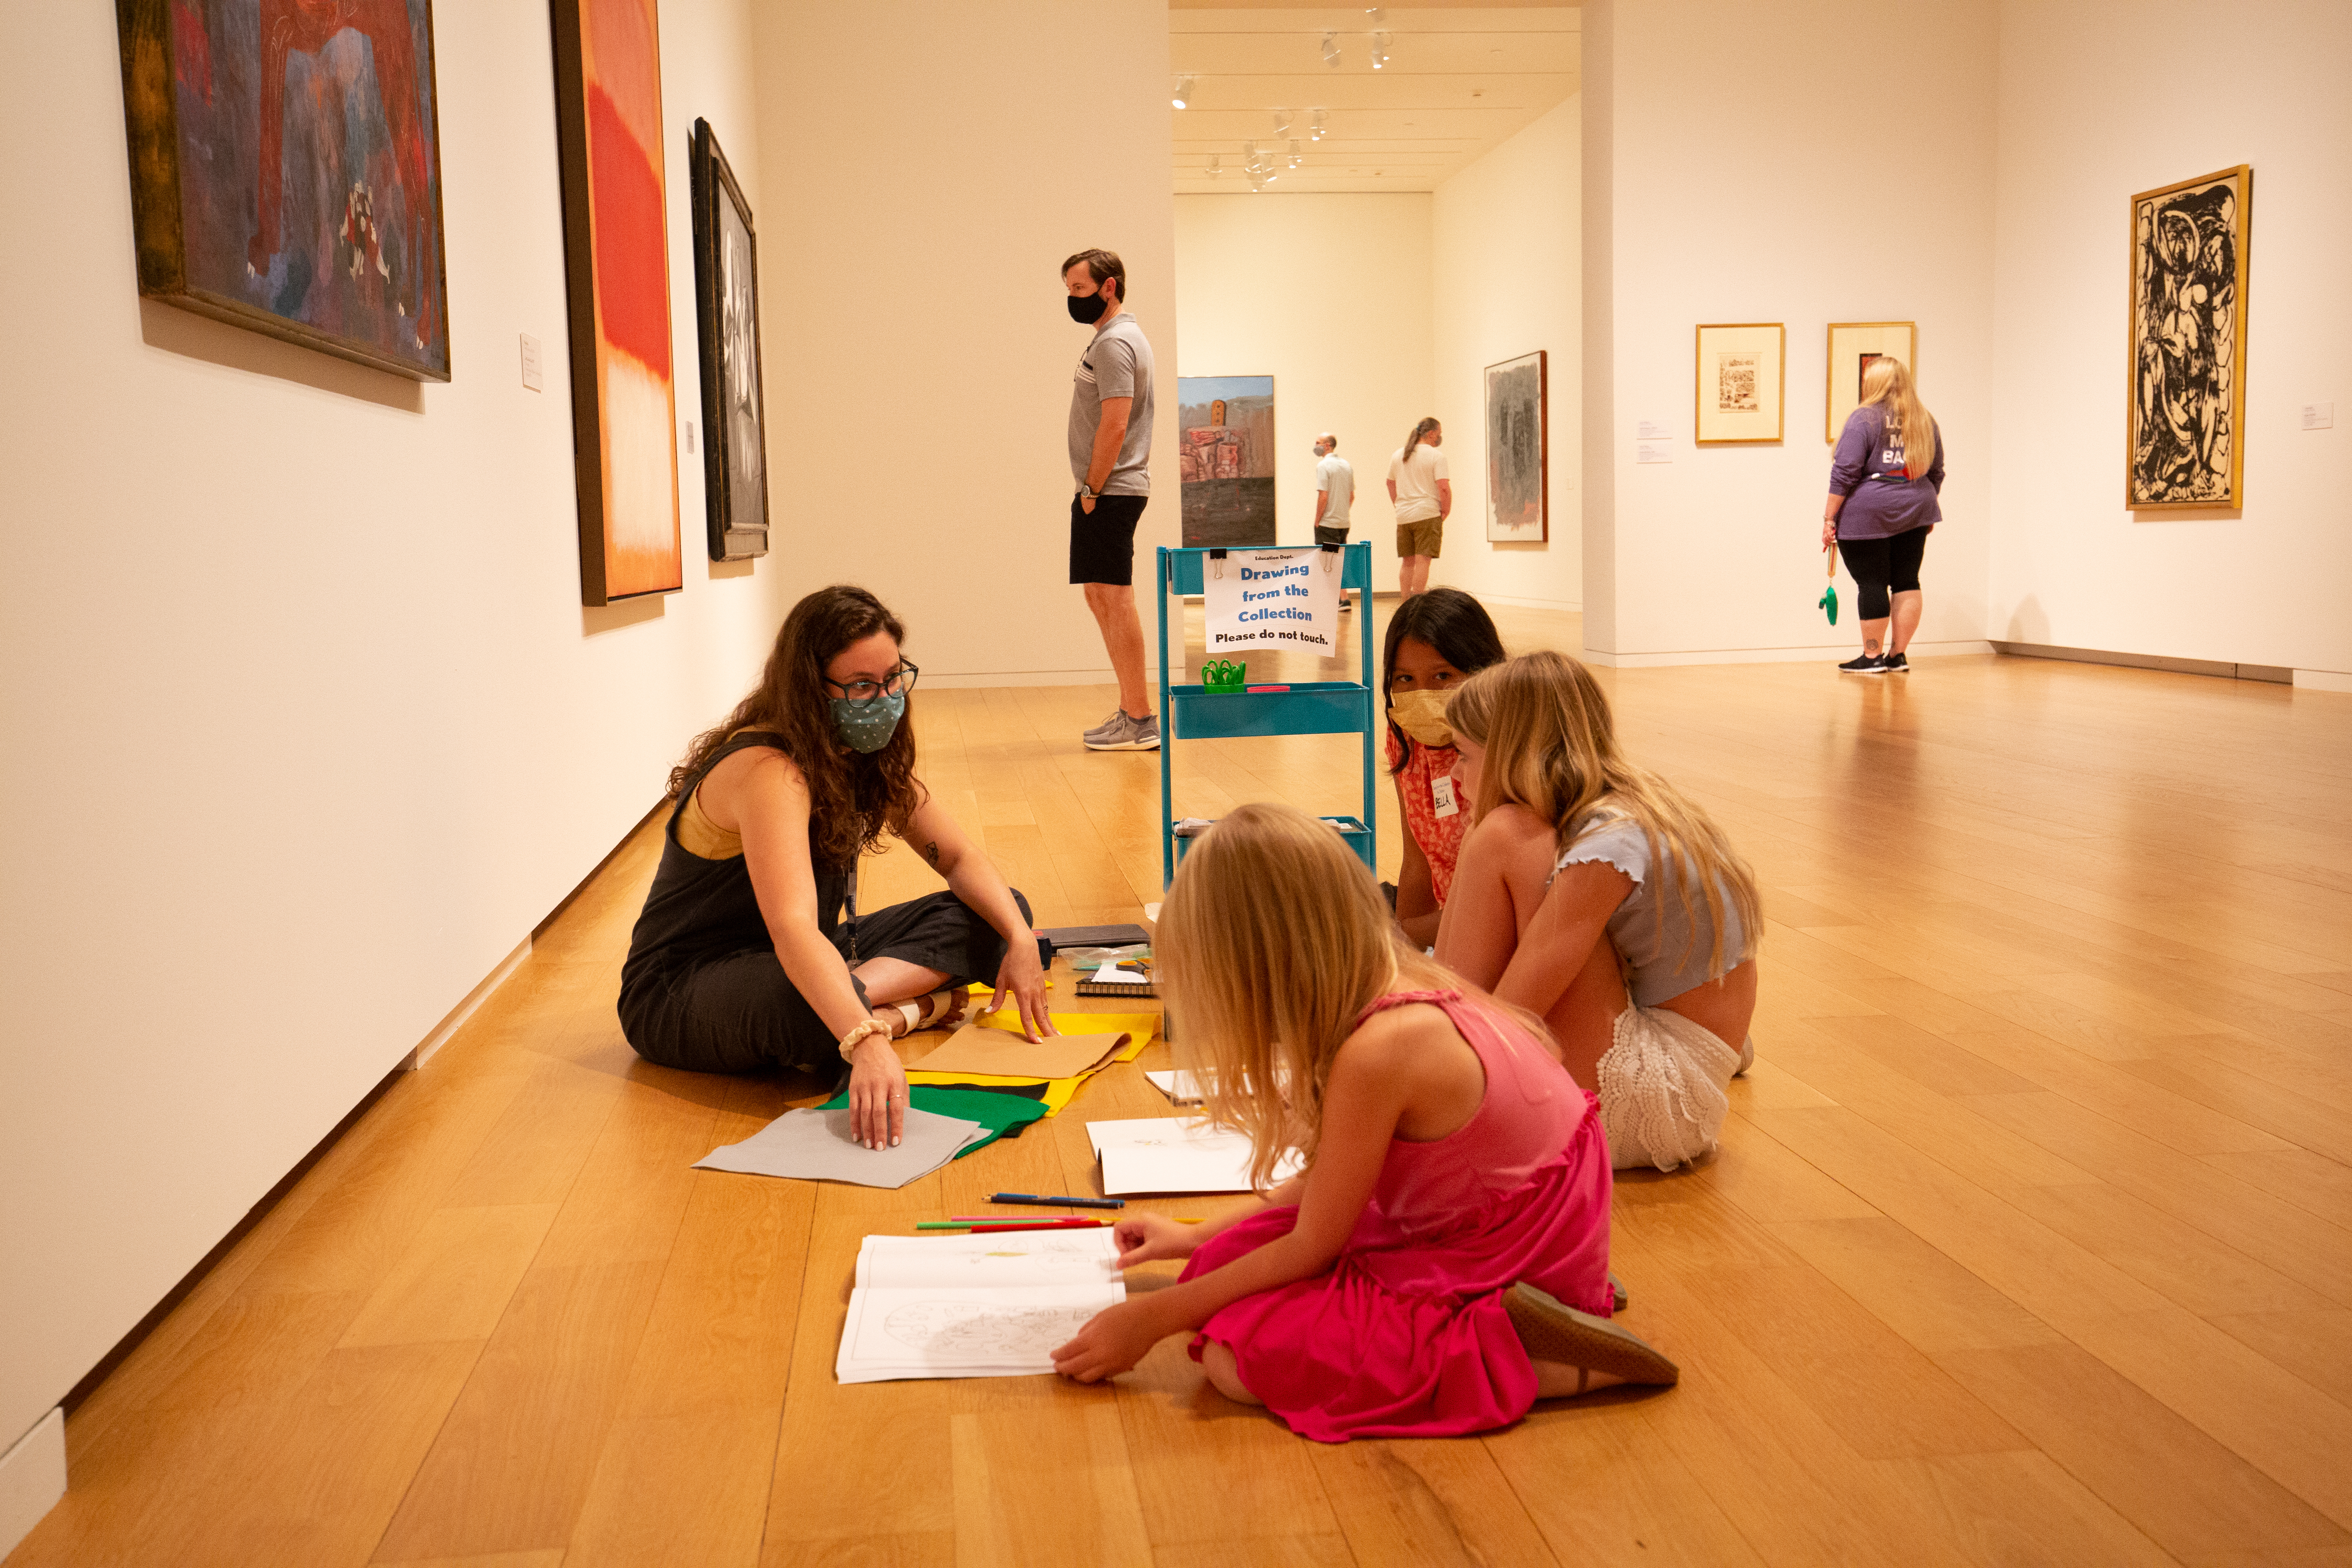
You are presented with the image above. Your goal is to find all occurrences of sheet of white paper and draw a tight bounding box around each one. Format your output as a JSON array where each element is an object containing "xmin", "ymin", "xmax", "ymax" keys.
[
  {"xmin": 836, "ymin": 1229, "xmax": 1127, "ymax": 1383},
  {"xmin": 694, "ymin": 1106, "xmax": 988, "ymax": 1189},
  {"xmin": 1096, "ymin": 962, "xmax": 1149, "ymax": 983},
  {"xmin": 1203, "ymin": 546, "xmax": 1340, "ymax": 656},
  {"xmin": 1144, "ymin": 1068, "xmax": 1203, "ymax": 1104},
  {"xmin": 1086, "ymin": 1116, "xmax": 1303, "ymax": 1194}
]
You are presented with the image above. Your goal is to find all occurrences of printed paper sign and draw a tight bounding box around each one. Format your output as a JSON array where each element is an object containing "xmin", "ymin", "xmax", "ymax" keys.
[{"xmin": 1203, "ymin": 548, "xmax": 1339, "ymax": 655}]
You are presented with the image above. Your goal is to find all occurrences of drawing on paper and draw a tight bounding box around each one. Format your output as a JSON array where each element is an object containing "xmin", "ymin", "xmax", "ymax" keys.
[
  {"xmin": 1484, "ymin": 350, "xmax": 1548, "ymax": 543},
  {"xmin": 882, "ymin": 1302, "xmax": 1100, "ymax": 1356},
  {"xmin": 2129, "ymin": 165, "xmax": 2252, "ymax": 508},
  {"xmin": 1717, "ymin": 354, "xmax": 1761, "ymax": 412},
  {"xmin": 691, "ymin": 118, "xmax": 768, "ymax": 562},
  {"xmin": 1178, "ymin": 375, "xmax": 1276, "ymax": 547}
]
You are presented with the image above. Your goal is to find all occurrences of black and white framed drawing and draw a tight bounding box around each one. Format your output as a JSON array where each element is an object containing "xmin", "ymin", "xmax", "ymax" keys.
[
  {"xmin": 1693, "ymin": 323, "xmax": 1784, "ymax": 445},
  {"xmin": 690, "ymin": 117, "xmax": 770, "ymax": 560},
  {"xmin": 2129, "ymin": 165, "xmax": 2251, "ymax": 509},
  {"xmin": 1483, "ymin": 350, "xmax": 1547, "ymax": 542}
]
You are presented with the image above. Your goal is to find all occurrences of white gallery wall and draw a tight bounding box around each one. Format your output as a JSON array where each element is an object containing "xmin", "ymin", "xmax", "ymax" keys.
[
  {"xmin": 1987, "ymin": 0, "xmax": 2352, "ymax": 684},
  {"xmin": 0, "ymin": 0, "xmax": 780, "ymax": 1474},
  {"xmin": 1172, "ymin": 192, "xmax": 1434, "ymax": 590},
  {"xmin": 751, "ymin": 0, "xmax": 1178, "ymax": 686},
  {"xmin": 1581, "ymin": 0, "xmax": 1999, "ymax": 665},
  {"xmin": 1433, "ymin": 96, "xmax": 1582, "ymax": 611}
]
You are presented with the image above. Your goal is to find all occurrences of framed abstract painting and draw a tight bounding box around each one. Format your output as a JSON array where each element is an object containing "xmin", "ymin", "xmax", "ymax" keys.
[
  {"xmin": 690, "ymin": 118, "xmax": 769, "ymax": 563},
  {"xmin": 1825, "ymin": 322, "xmax": 1915, "ymax": 443},
  {"xmin": 2128, "ymin": 165, "xmax": 2252, "ymax": 509},
  {"xmin": 1693, "ymin": 323, "xmax": 1784, "ymax": 445},
  {"xmin": 552, "ymin": 0, "xmax": 683, "ymax": 604},
  {"xmin": 1483, "ymin": 350, "xmax": 1547, "ymax": 542},
  {"xmin": 114, "ymin": 0, "xmax": 451, "ymax": 380},
  {"xmin": 1176, "ymin": 376, "xmax": 1276, "ymax": 547}
]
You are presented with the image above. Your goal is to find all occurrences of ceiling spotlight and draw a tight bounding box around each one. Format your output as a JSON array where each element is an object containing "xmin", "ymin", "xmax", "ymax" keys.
[
  {"xmin": 1206, "ymin": 154, "xmax": 1222, "ymax": 178},
  {"xmin": 1309, "ymin": 108, "xmax": 1328, "ymax": 140},
  {"xmin": 1320, "ymin": 30, "xmax": 1340, "ymax": 67},
  {"xmin": 1172, "ymin": 75, "xmax": 1194, "ymax": 109},
  {"xmin": 1365, "ymin": 5, "xmax": 1386, "ymax": 20},
  {"xmin": 1286, "ymin": 139, "xmax": 1304, "ymax": 169},
  {"xmin": 1272, "ymin": 106, "xmax": 1292, "ymax": 135},
  {"xmin": 1370, "ymin": 31, "xmax": 1392, "ymax": 69}
]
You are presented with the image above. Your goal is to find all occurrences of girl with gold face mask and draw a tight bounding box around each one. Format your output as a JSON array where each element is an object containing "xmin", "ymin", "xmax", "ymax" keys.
[{"xmin": 1381, "ymin": 588, "xmax": 1507, "ymax": 947}]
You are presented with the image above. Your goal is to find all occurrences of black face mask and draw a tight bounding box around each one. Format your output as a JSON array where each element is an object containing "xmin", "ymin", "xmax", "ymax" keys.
[{"xmin": 1067, "ymin": 290, "xmax": 1110, "ymax": 325}]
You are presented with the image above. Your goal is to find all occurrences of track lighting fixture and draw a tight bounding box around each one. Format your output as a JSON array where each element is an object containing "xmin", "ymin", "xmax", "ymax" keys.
[
  {"xmin": 1286, "ymin": 139, "xmax": 1304, "ymax": 169},
  {"xmin": 1172, "ymin": 75, "xmax": 1194, "ymax": 109},
  {"xmin": 1272, "ymin": 106, "xmax": 1292, "ymax": 135},
  {"xmin": 1206, "ymin": 155, "xmax": 1222, "ymax": 178},
  {"xmin": 1309, "ymin": 107, "xmax": 1327, "ymax": 141},
  {"xmin": 1321, "ymin": 30, "xmax": 1340, "ymax": 67},
  {"xmin": 1370, "ymin": 31, "xmax": 1392, "ymax": 69}
]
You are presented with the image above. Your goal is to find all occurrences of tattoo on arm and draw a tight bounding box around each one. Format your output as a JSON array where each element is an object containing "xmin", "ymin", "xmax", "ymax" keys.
[{"xmin": 924, "ymin": 840, "xmax": 941, "ymax": 868}]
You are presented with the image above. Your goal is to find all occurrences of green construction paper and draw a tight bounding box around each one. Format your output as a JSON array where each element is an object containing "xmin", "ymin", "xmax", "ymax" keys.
[{"xmin": 814, "ymin": 1084, "xmax": 1050, "ymax": 1157}]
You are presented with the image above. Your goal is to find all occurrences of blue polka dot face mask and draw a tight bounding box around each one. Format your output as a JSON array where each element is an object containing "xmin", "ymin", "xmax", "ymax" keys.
[{"xmin": 831, "ymin": 689, "xmax": 906, "ymax": 753}]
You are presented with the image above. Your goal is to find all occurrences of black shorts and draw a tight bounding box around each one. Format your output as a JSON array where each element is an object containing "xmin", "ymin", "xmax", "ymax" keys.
[
  {"xmin": 1837, "ymin": 527, "xmax": 1928, "ymax": 620},
  {"xmin": 1313, "ymin": 523, "xmax": 1350, "ymax": 547},
  {"xmin": 1070, "ymin": 492, "xmax": 1148, "ymax": 586}
]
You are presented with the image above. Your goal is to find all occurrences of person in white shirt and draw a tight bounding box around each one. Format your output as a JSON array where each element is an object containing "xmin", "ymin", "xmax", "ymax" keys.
[
  {"xmin": 1312, "ymin": 432, "xmax": 1356, "ymax": 612},
  {"xmin": 1386, "ymin": 416, "xmax": 1450, "ymax": 598}
]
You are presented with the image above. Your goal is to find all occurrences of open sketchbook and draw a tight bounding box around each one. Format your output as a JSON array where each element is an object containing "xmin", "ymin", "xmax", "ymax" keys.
[
  {"xmin": 836, "ymin": 1229, "xmax": 1125, "ymax": 1383},
  {"xmin": 1087, "ymin": 1117, "xmax": 1305, "ymax": 1195}
]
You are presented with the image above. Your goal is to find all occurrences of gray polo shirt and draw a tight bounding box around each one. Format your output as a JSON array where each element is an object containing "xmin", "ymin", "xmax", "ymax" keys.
[{"xmin": 1069, "ymin": 312, "xmax": 1154, "ymax": 496}]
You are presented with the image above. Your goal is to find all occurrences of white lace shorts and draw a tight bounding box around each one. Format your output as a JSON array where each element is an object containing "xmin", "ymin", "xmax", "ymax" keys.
[{"xmin": 1597, "ymin": 1005, "xmax": 1746, "ymax": 1172}]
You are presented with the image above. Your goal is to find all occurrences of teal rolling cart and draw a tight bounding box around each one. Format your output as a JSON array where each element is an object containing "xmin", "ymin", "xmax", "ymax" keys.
[{"xmin": 1156, "ymin": 542, "xmax": 1378, "ymax": 885}]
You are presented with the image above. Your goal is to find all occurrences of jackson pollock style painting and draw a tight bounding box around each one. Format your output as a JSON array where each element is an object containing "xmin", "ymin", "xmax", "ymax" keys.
[
  {"xmin": 552, "ymin": 0, "xmax": 683, "ymax": 602},
  {"xmin": 114, "ymin": 0, "xmax": 450, "ymax": 379},
  {"xmin": 2129, "ymin": 165, "xmax": 2253, "ymax": 509}
]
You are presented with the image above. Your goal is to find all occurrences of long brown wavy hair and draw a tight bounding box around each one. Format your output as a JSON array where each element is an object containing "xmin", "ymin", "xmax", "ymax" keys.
[{"xmin": 668, "ymin": 585, "xmax": 922, "ymax": 869}]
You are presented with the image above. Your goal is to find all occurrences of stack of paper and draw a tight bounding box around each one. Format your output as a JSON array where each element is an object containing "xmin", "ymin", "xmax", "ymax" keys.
[
  {"xmin": 836, "ymin": 1228, "xmax": 1127, "ymax": 1383},
  {"xmin": 693, "ymin": 1105, "xmax": 990, "ymax": 1189},
  {"xmin": 1143, "ymin": 1069, "xmax": 1204, "ymax": 1105},
  {"xmin": 1086, "ymin": 1117, "xmax": 1304, "ymax": 1195},
  {"xmin": 912, "ymin": 1023, "xmax": 1132, "ymax": 1080}
]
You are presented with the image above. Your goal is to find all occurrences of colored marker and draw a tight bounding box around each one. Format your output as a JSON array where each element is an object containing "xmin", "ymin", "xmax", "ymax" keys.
[
  {"xmin": 931, "ymin": 1216, "xmax": 1105, "ymax": 1228},
  {"xmin": 915, "ymin": 1220, "xmax": 1111, "ymax": 1234},
  {"xmin": 989, "ymin": 1192, "xmax": 1124, "ymax": 1210}
]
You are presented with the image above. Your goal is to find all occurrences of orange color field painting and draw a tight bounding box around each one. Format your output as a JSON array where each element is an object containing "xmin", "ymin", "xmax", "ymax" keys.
[{"xmin": 553, "ymin": 0, "xmax": 682, "ymax": 603}]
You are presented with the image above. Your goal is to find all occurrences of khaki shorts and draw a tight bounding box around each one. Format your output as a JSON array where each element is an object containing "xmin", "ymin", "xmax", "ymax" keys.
[{"xmin": 1396, "ymin": 517, "xmax": 1445, "ymax": 559}]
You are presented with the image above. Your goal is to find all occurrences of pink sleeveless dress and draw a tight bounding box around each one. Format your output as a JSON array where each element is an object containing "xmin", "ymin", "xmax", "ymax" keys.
[{"xmin": 1179, "ymin": 989, "xmax": 1615, "ymax": 1442}]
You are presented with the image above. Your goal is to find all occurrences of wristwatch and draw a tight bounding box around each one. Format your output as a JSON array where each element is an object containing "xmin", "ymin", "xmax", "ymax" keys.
[{"xmin": 1077, "ymin": 483, "xmax": 1098, "ymax": 501}]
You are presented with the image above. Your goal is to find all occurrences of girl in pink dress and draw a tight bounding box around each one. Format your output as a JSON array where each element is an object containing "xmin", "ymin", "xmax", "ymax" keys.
[{"xmin": 1050, "ymin": 803, "xmax": 1678, "ymax": 1440}]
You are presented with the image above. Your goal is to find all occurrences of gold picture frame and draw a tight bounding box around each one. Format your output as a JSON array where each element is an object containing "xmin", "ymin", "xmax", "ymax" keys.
[
  {"xmin": 1826, "ymin": 322, "xmax": 1916, "ymax": 443},
  {"xmin": 1694, "ymin": 323, "xmax": 1784, "ymax": 445},
  {"xmin": 2128, "ymin": 165, "xmax": 2252, "ymax": 509}
]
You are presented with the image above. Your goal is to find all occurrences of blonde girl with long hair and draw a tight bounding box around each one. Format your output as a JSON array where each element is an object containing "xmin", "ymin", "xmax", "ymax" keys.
[
  {"xmin": 1823, "ymin": 356, "xmax": 1944, "ymax": 673},
  {"xmin": 1435, "ymin": 652, "xmax": 1761, "ymax": 1171},
  {"xmin": 1049, "ymin": 803, "xmax": 1677, "ymax": 1436}
]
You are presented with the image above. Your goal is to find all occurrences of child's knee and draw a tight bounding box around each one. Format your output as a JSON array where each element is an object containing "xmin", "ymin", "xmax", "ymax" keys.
[{"xmin": 1199, "ymin": 1339, "xmax": 1263, "ymax": 1406}]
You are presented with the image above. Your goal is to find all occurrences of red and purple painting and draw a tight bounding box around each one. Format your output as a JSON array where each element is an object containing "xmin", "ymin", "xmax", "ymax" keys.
[
  {"xmin": 552, "ymin": 0, "xmax": 683, "ymax": 604},
  {"xmin": 115, "ymin": 0, "xmax": 451, "ymax": 380}
]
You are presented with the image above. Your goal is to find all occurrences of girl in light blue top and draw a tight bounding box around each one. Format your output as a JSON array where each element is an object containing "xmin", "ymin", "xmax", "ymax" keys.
[{"xmin": 1436, "ymin": 651, "xmax": 1761, "ymax": 1171}]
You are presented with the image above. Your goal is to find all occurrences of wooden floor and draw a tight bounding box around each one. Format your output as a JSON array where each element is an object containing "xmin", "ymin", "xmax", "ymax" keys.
[{"xmin": 15, "ymin": 606, "xmax": 2352, "ymax": 1568}]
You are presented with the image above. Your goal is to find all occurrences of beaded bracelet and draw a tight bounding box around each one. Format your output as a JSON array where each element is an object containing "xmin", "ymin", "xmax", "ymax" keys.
[{"xmin": 837, "ymin": 1017, "xmax": 893, "ymax": 1063}]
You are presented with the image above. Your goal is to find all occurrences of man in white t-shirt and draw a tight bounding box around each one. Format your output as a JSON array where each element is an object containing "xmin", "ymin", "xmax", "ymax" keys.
[
  {"xmin": 1312, "ymin": 432, "xmax": 1356, "ymax": 612},
  {"xmin": 1385, "ymin": 416, "xmax": 1450, "ymax": 597}
]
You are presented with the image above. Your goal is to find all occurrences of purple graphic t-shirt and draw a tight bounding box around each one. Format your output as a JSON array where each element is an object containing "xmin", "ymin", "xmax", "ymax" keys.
[{"xmin": 1830, "ymin": 406, "xmax": 1944, "ymax": 540}]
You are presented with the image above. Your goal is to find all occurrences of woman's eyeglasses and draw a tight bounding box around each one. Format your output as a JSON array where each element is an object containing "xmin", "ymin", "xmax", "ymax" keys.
[{"xmin": 825, "ymin": 662, "xmax": 920, "ymax": 706}]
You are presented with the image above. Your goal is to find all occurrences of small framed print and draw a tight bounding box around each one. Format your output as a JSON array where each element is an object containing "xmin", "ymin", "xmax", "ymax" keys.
[
  {"xmin": 1826, "ymin": 322, "xmax": 1916, "ymax": 443},
  {"xmin": 1694, "ymin": 323, "xmax": 1784, "ymax": 445}
]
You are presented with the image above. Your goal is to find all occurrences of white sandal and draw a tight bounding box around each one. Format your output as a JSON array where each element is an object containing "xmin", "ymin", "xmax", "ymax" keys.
[{"xmin": 890, "ymin": 988, "xmax": 963, "ymax": 1036}]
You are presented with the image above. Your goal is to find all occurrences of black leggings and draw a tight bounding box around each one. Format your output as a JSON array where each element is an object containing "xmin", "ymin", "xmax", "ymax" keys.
[
  {"xmin": 625, "ymin": 889, "xmax": 1029, "ymax": 1076},
  {"xmin": 1837, "ymin": 528, "xmax": 1928, "ymax": 621}
]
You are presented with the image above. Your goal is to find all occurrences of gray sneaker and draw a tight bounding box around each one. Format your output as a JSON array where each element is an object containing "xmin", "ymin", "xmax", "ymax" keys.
[
  {"xmin": 1083, "ymin": 710, "xmax": 1160, "ymax": 751},
  {"xmin": 1081, "ymin": 708, "xmax": 1127, "ymax": 744}
]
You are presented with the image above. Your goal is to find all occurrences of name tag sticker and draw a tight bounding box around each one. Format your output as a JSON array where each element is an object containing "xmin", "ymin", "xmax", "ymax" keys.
[{"xmin": 1432, "ymin": 776, "xmax": 1460, "ymax": 819}]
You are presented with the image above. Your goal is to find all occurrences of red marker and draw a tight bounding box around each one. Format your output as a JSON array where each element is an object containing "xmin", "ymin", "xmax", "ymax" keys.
[{"xmin": 1246, "ymin": 684, "xmax": 1292, "ymax": 693}]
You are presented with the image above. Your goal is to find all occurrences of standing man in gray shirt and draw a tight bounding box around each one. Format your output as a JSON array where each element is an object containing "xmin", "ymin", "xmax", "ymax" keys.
[
  {"xmin": 1313, "ymin": 432, "xmax": 1355, "ymax": 610},
  {"xmin": 1063, "ymin": 247, "xmax": 1159, "ymax": 752}
]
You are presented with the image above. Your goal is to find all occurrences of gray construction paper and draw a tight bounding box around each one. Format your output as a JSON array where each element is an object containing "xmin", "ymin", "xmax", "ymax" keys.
[{"xmin": 694, "ymin": 1105, "xmax": 989, "ymax": 1189}]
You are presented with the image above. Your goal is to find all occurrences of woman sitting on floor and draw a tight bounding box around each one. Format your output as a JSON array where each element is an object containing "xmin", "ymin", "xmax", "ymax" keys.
[
  {"xmin": 1050, "ymin": 802, "xmax": 1677, "ymax": 1439},
  {"xmin": 618, "ymin": 585, "xmax": 1051, "ymax": 1151},
  {"xmin": 1435, "ymin": 651, "xmax": 1760, "ymax": 1172}
]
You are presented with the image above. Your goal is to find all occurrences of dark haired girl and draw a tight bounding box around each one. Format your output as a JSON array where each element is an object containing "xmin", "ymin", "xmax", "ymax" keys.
[
  {"xmin": 1380, "ymin": 587, "xmax": 1507, "ymax": 946},
  {"xmin": 619, "ymin": 586, "xmax": 1049, "ymax": 1150}
]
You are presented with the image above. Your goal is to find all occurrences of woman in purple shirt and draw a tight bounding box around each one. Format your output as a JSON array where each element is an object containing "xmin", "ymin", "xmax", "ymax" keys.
[{"xmin": 1821, "ymin": 359, "xmax": 1942, "ymax": 673}]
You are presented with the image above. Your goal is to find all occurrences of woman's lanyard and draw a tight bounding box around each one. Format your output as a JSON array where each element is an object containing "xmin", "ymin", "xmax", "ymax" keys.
[{"xmin": 844, "ymin": 860, "xmax": 860, "ymax": 966}]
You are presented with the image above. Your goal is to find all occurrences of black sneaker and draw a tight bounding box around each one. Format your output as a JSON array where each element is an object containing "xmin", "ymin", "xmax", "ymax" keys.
[
  {"xmin": 1838, "ymin": 653, "xmax": 1887, "ymax": 674},
  {"xmin": 1880, "ymin": 652, "xmax": 1909, "ymax": 673}
]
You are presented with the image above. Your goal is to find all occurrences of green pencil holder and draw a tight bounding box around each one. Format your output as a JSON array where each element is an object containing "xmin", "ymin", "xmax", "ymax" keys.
[{"xmin": 1202, "ymin": 658, "xmax": 1247, "ymax": 693}]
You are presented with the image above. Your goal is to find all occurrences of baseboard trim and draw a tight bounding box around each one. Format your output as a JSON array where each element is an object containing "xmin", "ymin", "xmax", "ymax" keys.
[
  {"xmin": 0, "ymin": 1408, "xmax": 66, "ymax": 1562},
  {"xmin": 1991, "ymin": 641, "xmax": 2293, "ymax": 684},
  {"xmin": 2294, "ymin": 668, "xmax": 2352, "ymax": 693},
  {"xmin": 1472, "ymin": 593, "xmax": 1583, "ymax": 612},
  {"xmin": 1583, "ymin": 639, "xmax": 1992, "ymax": 669},
  {"xmin": 408, "ymin": 935, "xmax": 533, "ymax": 1070}
]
